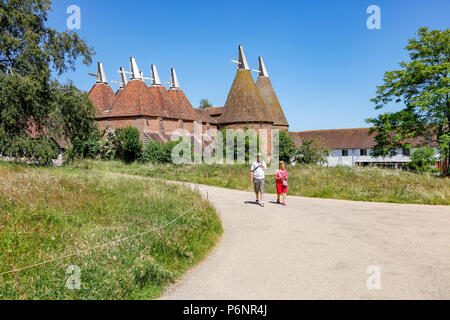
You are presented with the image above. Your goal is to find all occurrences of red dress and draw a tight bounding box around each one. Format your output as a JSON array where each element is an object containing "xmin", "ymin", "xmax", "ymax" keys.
[{"xmin": 276, "ymin": 170, "xmax": 288, "ymax": 194}]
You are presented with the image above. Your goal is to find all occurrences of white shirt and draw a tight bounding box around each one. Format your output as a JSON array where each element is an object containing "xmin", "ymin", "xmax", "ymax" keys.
[{"xmin": 251, "ymin": 160, "xmax": 266, "ymax": 179}]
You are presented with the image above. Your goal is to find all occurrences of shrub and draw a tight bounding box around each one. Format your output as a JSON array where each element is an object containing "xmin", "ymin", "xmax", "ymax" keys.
[
  {"xmin": 99, "ymin": 128, "xmax": 117, "ymax": 160},
  {"xmin": 114, "ymin": 126, "xmax": 142, "ymax": 163},
  {"xmin": 70, "ymin": 135, "xmax": 100, "ymax": 159},
  {"xmin": 408, "ymin": 147, "xmax": 438, "ymax": 172},
  {"xmin": 293, "ymin": 140, "xmax": 329, "ymax": 165},
  {"xmin": 141, "ymin": 140, "xmax": 181, "ymax": 164}
]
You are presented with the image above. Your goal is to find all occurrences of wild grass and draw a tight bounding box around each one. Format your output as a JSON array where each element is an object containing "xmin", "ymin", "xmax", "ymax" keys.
[
  {"xmin": 0, "ymin": 162, "xmax": 222, "ymax": 299},
  {"xmin": 70, "ymin": 160, "xmax": 450, "ymax": 205}
]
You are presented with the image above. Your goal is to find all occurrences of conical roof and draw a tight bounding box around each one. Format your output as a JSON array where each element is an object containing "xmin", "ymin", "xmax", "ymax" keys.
[
  {"xmin": 104, "ymin": 80, "xmax": 162, "ymax": 118},
  {"xmin": 256, "ymin": 57, "xmax": 288, "ymax": 127},
  {"xmin": 168, "ymin": 89, "xmax": 216, "ymax": 123},
  {"xmin": 148, "ymin": 85, "xmax": 175, "ymax": 119},
  {"xmin": 219, "ymin": 69, "xmax": 273, "ymax": 124},
  {"xmin": 88, "ymin": 83, "xmax": 116, "ymax": 116}
]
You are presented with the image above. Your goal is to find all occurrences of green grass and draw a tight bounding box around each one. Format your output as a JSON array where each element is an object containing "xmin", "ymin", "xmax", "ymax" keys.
[
  {"xmin": 0, "ymin": 162, "xmax": 222, "ymax": 300},
  {"xmin": 69, "ymin": 160, "xmax": 450, "ymax": 205}
]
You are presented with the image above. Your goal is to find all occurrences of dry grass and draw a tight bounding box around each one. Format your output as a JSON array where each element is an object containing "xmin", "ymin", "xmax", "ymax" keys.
[{"xmin": 0, "ymin": 162, "xmax": 222, "ymax": 299}]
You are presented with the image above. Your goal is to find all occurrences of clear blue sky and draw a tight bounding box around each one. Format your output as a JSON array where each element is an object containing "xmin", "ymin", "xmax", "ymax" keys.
[{"xmin": 47, "ymin": 0, "xmax": 450, "ymax": 132}]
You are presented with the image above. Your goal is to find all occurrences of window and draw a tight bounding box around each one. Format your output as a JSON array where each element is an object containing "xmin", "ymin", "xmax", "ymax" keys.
[
  {"xmin": 342, "ymin": 150, "xmax": 349, "ymax": 156},
  {"xmin": 360, "ymin": 149, "xmax": 367, "ymax": 156}
]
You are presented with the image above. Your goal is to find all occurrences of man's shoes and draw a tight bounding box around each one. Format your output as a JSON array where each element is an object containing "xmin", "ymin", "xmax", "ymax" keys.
[
  {"xmin": 260, "ymin": 202, "xmax": 264, "ymax": 207},
  {"xmin": 255, "ymin": 199, "xmax": 259, "ymax": 204}
]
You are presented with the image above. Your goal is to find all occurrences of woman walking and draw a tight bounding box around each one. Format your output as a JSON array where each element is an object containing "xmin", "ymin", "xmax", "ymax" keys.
[{"xmin": 275, "ymin": 161, "xmax": 288, "ymax": 206}]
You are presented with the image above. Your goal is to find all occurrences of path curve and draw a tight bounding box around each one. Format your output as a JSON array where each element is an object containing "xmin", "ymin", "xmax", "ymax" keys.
[{"xmin": 115, "ymin": 173, "xmax": 449, "ymax": 300}]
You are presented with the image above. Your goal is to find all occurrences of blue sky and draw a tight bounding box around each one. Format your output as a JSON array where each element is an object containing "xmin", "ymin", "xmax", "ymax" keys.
[{"xmin": 47, "ymin": 0, "xmax": 450, "ymax": 132}]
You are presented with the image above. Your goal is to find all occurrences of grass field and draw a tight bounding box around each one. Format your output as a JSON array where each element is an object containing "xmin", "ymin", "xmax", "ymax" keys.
[
  {"xmin": 0, "ymin": 162, "xmax": 222, "ymax": 299},
  {"xmin": 70, "ymin": 160, "xmax": 450, "ymax": 205}
]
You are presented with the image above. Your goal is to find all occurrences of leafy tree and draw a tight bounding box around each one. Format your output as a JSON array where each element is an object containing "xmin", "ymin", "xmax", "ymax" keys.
[
  {"xmin": 0, "ymin": 0, "xmax": 95, "ymax": 165},
  {"xmin": 367, "ymin": 27, "xmax": 449, "ymax": 175},
  {"xmin": 293, "ymin": 140, "xmax": 329, "ymax": 165},
  {"xmin": 114, "ymin": 126, "xmax": 142, "ymax": 163},
  {"xmin": 199, "ymin": 98, "xmax": 212, "ymax": 109},
  {"xmin": 278, "ymin": 130, "xmax": 297, "ymax": 163},
  {"xmin": 408, "ymin": 147, "xmax": 438, "ymax": 172}
]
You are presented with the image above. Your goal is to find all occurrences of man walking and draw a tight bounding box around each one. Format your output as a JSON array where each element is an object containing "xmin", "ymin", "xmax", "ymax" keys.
[{"xmin": 250, "ymin": 153, "xmax": 267, "ymax": 207}]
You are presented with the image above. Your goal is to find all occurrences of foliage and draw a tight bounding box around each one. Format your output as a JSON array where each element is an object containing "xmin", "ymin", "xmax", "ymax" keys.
[
  {"xmin": 70, "ymin": 135, "xmax": 100, "ymax": 160},
  {"xmin": 367, "ymin": 27, "xmax": 449, "ymax": 175},
  {"xmin": 0, "ymin": 0, "xmax": 95, "ymax": 165},
  {"xmin": 0, "ymin": 162, "xmax": 222, "ymax": 299},
  {"xmin": 114, "ymin": 126, "xmax": 143, "ymax": 163},
  {"xmin": 141, "ymin": 140, "xmax": 179, "ymax": 164},
  {"xmin": 0, "ymin": 0, "xmax": 94, "ymax": 79},
  {"xmin": 408, "ymin": 147, "xmax": 438, "ymax": 172},
  {"xmin": 198, "ymin": 98, "xmax": 212, "ymax": 109},
  {"xmin": 293, "ymin": 140, "xmax": 329, "ymax": 165},
  {"xmin": 278, "ymin": 130, "xmax": 297, "ymax": 163}
]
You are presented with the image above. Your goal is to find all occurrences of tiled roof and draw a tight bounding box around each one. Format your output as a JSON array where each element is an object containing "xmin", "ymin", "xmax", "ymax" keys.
[
  {"xmin": 289, "ymin": 128, "xmax": 438, "ymax": 150},
  {"xmin": 219, "ymin": 70, "xmax": 273, "ymax": 124},
  {"xmin": 204, "ymin": 106, "xmax": 224, "ymax": 117},
  {"xmin": 256, "ymin": 77, "xmax": 288, "ymax": 127},
  {"xmin": 90, "ymin": 80, "xmax": 215, "ymax": 123},
  {"xmin": 168, "ymin": 89, "xmax": 217, "ymax": 123},
  {"xmin": 88, "ymin": 83, "xmax": 116, "ymax": 115},
  {"xmin": 289, "ymin": 128, "xmax": 377, "ymax": 149}
]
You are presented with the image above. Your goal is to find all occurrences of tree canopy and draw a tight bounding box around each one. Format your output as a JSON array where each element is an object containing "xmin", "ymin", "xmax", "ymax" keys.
[
  {"xmin": 0, "ymin": 0, "xmax": 97, "ymax": 165},
  {"xmin": 368, "ymin": 27, "xmax": 449, "ymax": 173}
]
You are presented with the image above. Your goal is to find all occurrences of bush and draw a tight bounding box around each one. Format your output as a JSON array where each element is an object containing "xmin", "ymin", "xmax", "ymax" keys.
[
  {"xmin": 70, "ymin": 135, "xmax": 100, "ymax": 159},
  {"xmin": 408, "ymin": 147, "xmax": 438, "ymax": 172},
  {"xmin": 99, "ymin": 128, "xmax": 117, "ymax": 160},
  {"xmin": 293, "ymin": 140, "xmax": 329, "ymax": 165},
  {"xmin": 141, "ymin": 140, "xmax": 179, "ymax": 164},
  {"xmin": 114, "ymin": 126, "xmax": 142, "ymax": 163}
]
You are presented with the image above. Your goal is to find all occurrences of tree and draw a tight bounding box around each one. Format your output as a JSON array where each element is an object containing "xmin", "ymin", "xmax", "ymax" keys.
[
  {"xmin": 408, "ymin": 147, "xmax": 438, "ymax": 173},
  {"xmin": 0, "ymin": 0, "xmax": 95, "ymax": 165},
  {"xmin": 199, "ymin": 98, "xmax": 212, "ymax": 109},
  {"xmin": 293, "ymin": 140, "xmax": 329, "ymax": 165},
  {"xmin": 114, "ymin": 126, "xmax": 142, "ymax": 163},
  {"xmin": 367, "ymin": 27, "xmax": 449, "ymax": 175},
  {"xmin": 278, "ymin": 130, "xmax": 297, "ymax": 163}
]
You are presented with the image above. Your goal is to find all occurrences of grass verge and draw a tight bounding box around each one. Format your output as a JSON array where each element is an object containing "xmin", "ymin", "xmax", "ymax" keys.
[
  {"xmin": 0, "ymin": 162, "xmax": 222, "ymax": 299},
  {"xmin": 69, "ymin": 160, "xmax": 450, "ymax": 205}
]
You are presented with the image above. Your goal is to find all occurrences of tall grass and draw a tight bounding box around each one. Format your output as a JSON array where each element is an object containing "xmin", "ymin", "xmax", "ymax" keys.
[
  {"xmin": 0, "ymin": 162, "xmax": 222, "ymax": 299},
  {"xmin": 71, "ymin": 160, "xmax": 450, "ymax": 205}
]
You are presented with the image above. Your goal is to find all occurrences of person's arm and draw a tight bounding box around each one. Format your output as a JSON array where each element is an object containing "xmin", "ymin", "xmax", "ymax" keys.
[{"xmin": 250, "ymin": 163, "xmax": 254, "ymax": 182}]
